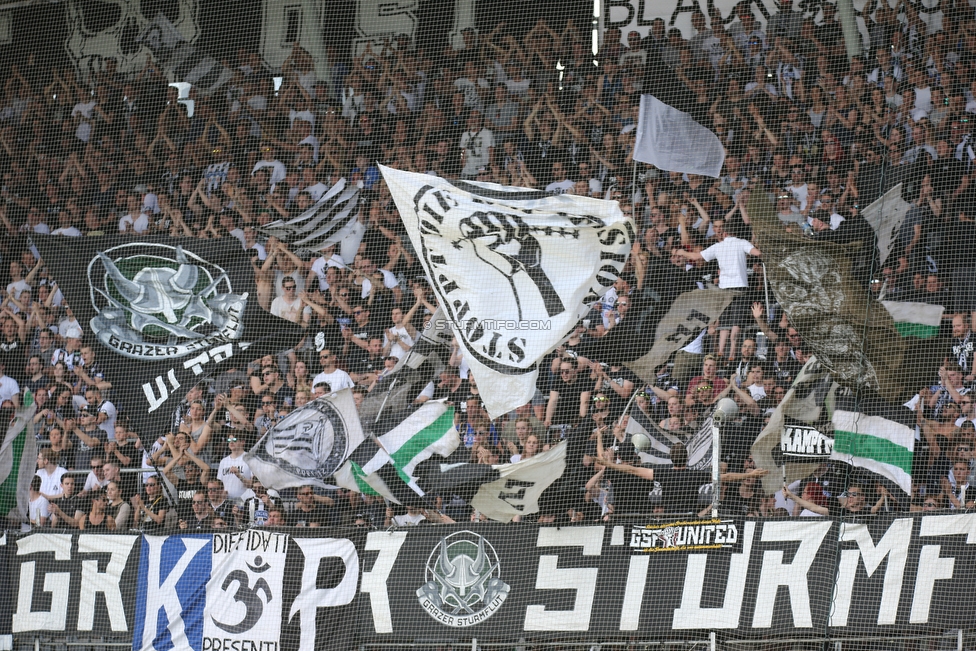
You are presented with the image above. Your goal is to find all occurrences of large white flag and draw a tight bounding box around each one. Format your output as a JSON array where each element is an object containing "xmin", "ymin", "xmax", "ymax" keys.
[
  {"xmin": 380, "ymin": 165, "xmax": 635, "ymax": 418},
  {"xmin": 634, "ymin": 95, "xmax": 726, "ymax": 178}
]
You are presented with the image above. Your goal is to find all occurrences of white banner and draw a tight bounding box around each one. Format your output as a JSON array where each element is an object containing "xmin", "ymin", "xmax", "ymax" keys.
[
  {"xmin": 204, "ymin": 531, "xmax": 290, "ymax": 649},
  {"xmin": 380, "ymin": 166, "xmax": 635, "ymax": 419},
  {"xmin": 600, "ymin": 0, "xmax": 944, "ymax": 49},
  {"xmin": 470, "ymin": 442, "xmax": 568, "ymax": 522}
]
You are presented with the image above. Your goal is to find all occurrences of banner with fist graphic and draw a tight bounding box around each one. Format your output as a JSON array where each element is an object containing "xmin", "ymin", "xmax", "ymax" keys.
[{"xmin": 380, "ymin": 166, "xmax": 636, "ymax": 418}]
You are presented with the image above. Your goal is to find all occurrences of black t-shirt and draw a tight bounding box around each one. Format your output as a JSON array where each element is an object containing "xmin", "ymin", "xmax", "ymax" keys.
[
  {"xmin": 550, "ymin": 377, "xmax": 586, "ymax": 426},
  {"xmin": 349, "ymin": 352, "xmax": 383, "ymax": 377},
  {"xmin": 655, "ymin": 468, "xmax": 711, "ymax": 514},
  {"xmin": 347, "ymin": 319, "xmax": 386, "ymax": 348},
  {"xmin": 288, "ymin": 504, "xmax": 329, "ymax": 527},
  {"xmin": 599, "ymin": 367, "xmax": 641, "ymax": 417},
  {"xmin": 612, "ymin": 472, "xmax": 657, "ymax": 515},
  {"xmin": 58, "ymin": 494, "xmax": 89, "ymax": 523},
  {"xmin": 173, "ymin": 479, "xmax": 202, "ymax": 520}
]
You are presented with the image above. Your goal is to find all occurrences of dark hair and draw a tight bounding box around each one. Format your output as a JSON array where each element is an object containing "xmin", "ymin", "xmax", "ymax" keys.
[{"xmin": 670, "ymin": 442, "xmax": 689, "ymax": 468}]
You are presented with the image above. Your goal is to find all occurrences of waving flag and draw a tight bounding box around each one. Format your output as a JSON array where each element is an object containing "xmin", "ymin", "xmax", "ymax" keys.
[
  {"xmin": 258, "ymin": 179, "xmax": 364, "ymax": 258},
  {"xmin": 831, "ymin": 409, "xmax": 915, "ymax": 495},
  {"xmin": 746, "ymin": 190, "xmax": 945, "ymax": 403},
  {"xmin": 246, "ymin": 389, "xmax": 366, "ymax": 491},
  {"xmin": 0, "ymin": 398, "xmax": 37, "ymax": 524},
  {"xmin": 380, "ymin": 165, "xmax": 635, "ymax": 419},
  {"xmin": 333, "ymin": 401, "xmax": 460, "ymax": 503},
  {"xmin": 882, "ymin": 301, "xmax": 944, "ymax": 340},
  {"xmin": 633, "ymin": 49, "xmax": 725, "ymax": 178}
]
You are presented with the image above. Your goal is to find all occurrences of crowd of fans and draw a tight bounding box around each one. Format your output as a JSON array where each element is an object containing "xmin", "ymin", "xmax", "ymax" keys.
[{"xmin": 5, "ymin": 0, "xmax": 976, "ymax": 531}]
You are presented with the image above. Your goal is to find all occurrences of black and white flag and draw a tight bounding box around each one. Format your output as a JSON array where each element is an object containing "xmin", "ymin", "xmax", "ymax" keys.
[
  {"xmin": 381, "ymin": 165, "xmax": 635, "ymax": 419},
  {"xmin": 34, "ymin": 236, "xmax": 303, "ymax": 438},
  {"xmin": 245, "ymin": 389, "xmax": 366, "ymax": 491},
  {"xmin": 633, "ymin": 49, "xmax": 725, "ymax": 178},
  {"xmin": 258, "ymin": 179, "xmax": 364, "ymax": 258}
]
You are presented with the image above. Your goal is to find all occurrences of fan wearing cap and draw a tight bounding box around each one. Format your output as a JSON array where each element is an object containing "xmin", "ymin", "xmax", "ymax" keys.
[
  {"xmin": 69, "ymin": 405, "xmax": 106, "ymax": 470},
  {"xmin": 51, "ymin": 323, "xmax": 84, "ymax": 371},
  {"xmin": 217, "ymin": 433, "xmax": 253, "ymax": 499}
]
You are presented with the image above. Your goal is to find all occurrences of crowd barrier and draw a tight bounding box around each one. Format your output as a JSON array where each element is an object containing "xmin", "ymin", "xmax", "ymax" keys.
[{"xmin": 2, "ymin": 514, "xmax": 975, "ymax": 650}]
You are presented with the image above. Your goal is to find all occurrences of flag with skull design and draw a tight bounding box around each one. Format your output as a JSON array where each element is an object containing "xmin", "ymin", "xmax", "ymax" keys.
[
  {"xmin": 34, "ymin": 236, "xmax": 303, "ymax": 437},
  {"xmin": 746, "ymin": 192, "xmax": 946, "ymax": 403},
  {"xmin": 380, "ymin": 165, "xmax": 636, "ymax": 419}
]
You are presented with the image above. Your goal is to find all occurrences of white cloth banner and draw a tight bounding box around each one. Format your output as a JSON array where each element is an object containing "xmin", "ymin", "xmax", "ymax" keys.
[
  {"xmin": 204, "ymin": 530, "xmax": 289, "ymax": 647},
  {"xmin": 380, "ymin": 165, "xmax": 635, "ymax": 419},
  {"xmin": 634, "ymin": 95, "xmax": 725, "ymax": 179},
  {"xmin": 470, "ymin": 441, "xmax": 568, "ymax": 522}
]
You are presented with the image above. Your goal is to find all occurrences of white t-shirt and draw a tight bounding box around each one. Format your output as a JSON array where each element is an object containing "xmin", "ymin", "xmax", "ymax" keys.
[
  {"xmin": 699, "ymin": 236, "xmax": 755, "ymax": 288},
  {"xmin": 384, "ymin": 325, "xmax": 415, "ymax": 360},
  {"xmin": 51, "ymin": 226, "xmax": 83, "ymax": 237},
  {"xmin": 393, "ymin": 511, "xmax": 427, "ymax": 526},
  {"xmin": 0, "ymin": 375, "xmax": 19, "ymax": 404},
  {"xmin": 6, "ymin": 279, "xmax": 30, "ymax": 299},
  {"xmin": 36, "ymin": 466, "xmax": 67, "ymax": 497},
  {"xmin": 460, "ymin": 128, "xmax": 495, "ymax": 176},
  {"xmin": 97, "ymin": 400, "xmax": 117, "ymax": 441},
  {"xmin": 546, "ymin": 179, "xmax": 575, "ymax": 194},
  {"xmin": 29, "ymin": 495, "xmax": 49, "ymax": 526},
  {"xmin": 119, "ymin": 212, "xmax": 150, "ymax": 234},
  {"xmin": 311, "ymin": 368, "xmax": 355, "ymax": 392},
  {"xmin": 218, "ymin": 453, "xmax": 253, "ymax": 499},
  {"xmin": 84, "ymin": 471, "xmax": 111, "ymax": 493},
  {"xmin": 71, "ymin": 101, "xmax": 96, "ymax": 142},
  {"xmin": 270, "ymin": 295, "xmax": 308, "ymax": 324}
]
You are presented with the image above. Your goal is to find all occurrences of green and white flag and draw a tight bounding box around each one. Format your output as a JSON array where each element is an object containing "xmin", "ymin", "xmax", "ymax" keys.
[
  {"xmin": 334, "ymin": 401, "xmax": 459, "ymax": 502},
  {"xmin": 882, "ymin": 301, "xmax": 943, "ymax": 339},
  {"xmin": 0, "ymin": 397, "xmax": 37, "ymax": 525},
  {"xmin": 830, "ymin": 410, "xmax": 914, "ymax": 494}
]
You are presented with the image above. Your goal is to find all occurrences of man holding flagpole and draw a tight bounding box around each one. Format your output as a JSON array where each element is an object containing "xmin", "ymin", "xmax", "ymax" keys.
[{"xmin": 672, "ymin": 217, "xmax": 761, "ymax": 360}]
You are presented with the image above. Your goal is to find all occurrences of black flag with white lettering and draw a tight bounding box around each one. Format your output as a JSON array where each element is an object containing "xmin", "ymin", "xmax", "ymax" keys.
[{"xmin": 34, "ymin": 235, "xmax": 303, "ymax": 437}]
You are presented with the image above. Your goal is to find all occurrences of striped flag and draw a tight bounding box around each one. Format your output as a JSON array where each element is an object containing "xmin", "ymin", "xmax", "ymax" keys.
[
  {"xmin": 258, "ymin": 179, "xmax": 363, "ymax": 255},
  {"xmin": 830, "ymin": 410, "xmax": 914, "ymax": 495},
  {"xmin": 334, "ymin": 401, "xmax": 460, "ymax": 503},
  {"xmin": 0, "ymin": 398, "xmax": 37, "ymax": 524},
  {"xmin": 882, "ymin": 301, "xmax": 943, "ymax": 339},
  {"xmin": 628, "ymin": 408, "xmax": 682, "ymax": 466}
]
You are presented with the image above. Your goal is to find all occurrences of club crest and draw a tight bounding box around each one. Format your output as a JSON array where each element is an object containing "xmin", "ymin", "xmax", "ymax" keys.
[
  {"xmin": 87, "ymin": 243, "xmax": 248, "ymax": 361},
  {"xmin": 417, "ymin": 531, "xmax": 510, "ymax": 627}
]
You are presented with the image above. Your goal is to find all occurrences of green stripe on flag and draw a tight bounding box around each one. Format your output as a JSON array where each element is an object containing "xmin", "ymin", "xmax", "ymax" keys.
[
  {"xmin": 892, "ymin": 322, "xmax": 940, "ymax": 339},
  {"xmin": 0, "ymin": 425, "xmax": 26, "ymax": 517},
  {"xmin": 389, "ymin": 408, "xmax": 455, "ymax": 483},
  {"xmin": 833, "ymin": 429, "xmax": 913, "ymax": 475},
  {"xmin": 349, "ymin": 462, "xmax": 380, "ymax": 496}
]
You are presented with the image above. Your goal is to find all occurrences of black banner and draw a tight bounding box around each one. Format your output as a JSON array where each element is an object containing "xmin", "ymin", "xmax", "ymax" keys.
[
  {"xmin": 34, "ymin": 236, "xmax": 303, "ymax": 436},
  {"xmin": 5, "ymin": 532, "xmax": 142, "ymax": 637},
  {"xmin": 5, "ymin": 517, "xmax": 976, "ymax": 646}
]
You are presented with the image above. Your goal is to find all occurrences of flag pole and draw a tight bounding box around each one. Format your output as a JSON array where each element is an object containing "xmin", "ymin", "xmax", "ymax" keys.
[{"xmin": 762, "ymin": 262, "xmax": 771, "ymax": 319}]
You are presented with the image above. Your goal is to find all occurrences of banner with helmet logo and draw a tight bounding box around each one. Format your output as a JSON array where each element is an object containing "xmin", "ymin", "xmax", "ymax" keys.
[{"xmin": 34, "ymin": 236, "xmax": 303, "ymax": 437}]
